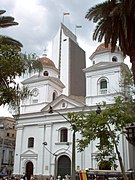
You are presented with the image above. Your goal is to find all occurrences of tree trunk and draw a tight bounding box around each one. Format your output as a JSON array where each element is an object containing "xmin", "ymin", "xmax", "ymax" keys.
[
  {"xmin": 107, "ymin": 124, "xmax": 128, "ymax": 180},
  {"xmin": 130, "ymin": 55, "xmax": 135, "ymax": 85},
  {"xmin": 114, "ymin": 142, "xmax": 128, "ymax": 180}
]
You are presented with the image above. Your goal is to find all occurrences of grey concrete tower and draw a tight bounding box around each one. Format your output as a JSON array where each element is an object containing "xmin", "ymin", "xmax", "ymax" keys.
[{"xmin": 52, "ymin": 23, "xmax": 86, "ymax": 98}]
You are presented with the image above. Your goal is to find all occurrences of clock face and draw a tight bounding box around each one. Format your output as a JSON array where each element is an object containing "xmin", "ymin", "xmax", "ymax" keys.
[{"xmin": 32, "ymin": 89, "xmax": 39, "ymax": 97}]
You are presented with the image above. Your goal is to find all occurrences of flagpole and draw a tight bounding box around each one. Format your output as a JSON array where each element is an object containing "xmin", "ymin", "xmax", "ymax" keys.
[
  {"xmin": 63, "ymin": 12, "xmax": 70, "ymax": 24},
  {"xmin": 58, "ymin": 12, "xmax": 70, "ymax": 79},
  {"xmin": 75, "ymin": 25, "xmax": 82, "ymax": 35}
]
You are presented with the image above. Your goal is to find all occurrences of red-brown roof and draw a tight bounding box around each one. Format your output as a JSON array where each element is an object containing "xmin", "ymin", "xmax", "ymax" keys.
[{"xmin": 40, "ymin": 57, "xmax": 56, "ymax": 68}]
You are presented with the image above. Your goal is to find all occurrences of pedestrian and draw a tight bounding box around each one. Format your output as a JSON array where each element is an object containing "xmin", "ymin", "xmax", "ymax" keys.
[
  {"xmin": 49, "ymin": 175, "xmax": 53, "ymax": 180},
  {"xmin": 34, "ymin": 175, "xmax": 38, "ymax": 180},
  {"xmin": 30, "ymin": 175, "xmax": 34, "ymax": 180}
]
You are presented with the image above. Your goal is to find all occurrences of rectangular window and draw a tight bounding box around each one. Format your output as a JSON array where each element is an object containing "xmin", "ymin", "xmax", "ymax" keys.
[
  {"xmin": 28, "ymin": 137, "xmax": 34, "ymax": 148},
  {"xmin": 9, "ymin": 151, "xmax": 13, "ymax": 164},
  {"xmin": 60, "ymin": 129, "xmax": 67, "ymax": 142},
  {"xmin": 2, "ymin": 150, "xmax": 5, "ymax": 163},
  {"xmin": 100, "ymin": 79, "xmax": 107, "ymax": 94}
]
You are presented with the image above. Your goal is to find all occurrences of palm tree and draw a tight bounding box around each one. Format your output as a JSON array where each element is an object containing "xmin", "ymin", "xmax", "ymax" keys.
[
  {"xmin": 85, "ymin": 0, "xmax": 135, "ymax": 85},
  {"xmin": 23, "ymin": 53, "xmax": 43, "ymax": 75},
  {"xmin": 0, "ymin": 9, "xmax": 23, "ymax": 49}
]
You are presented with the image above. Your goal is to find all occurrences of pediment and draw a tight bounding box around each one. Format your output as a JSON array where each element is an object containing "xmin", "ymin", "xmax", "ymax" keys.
[
  {"xmin": 22, "ymin": 75, "xmax": 65, "ymax": 88},
  {"xmin": 21, "ymin": 149, "xmax": 38, "ymax": 158},
  {"xmin": 41, "ymin": 94, "xmax": 84, "ymax": 112}
]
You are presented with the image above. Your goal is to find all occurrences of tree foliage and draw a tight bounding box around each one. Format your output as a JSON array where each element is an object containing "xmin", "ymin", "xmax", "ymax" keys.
[
  {"xmin": 68, "ymin": 97, "xmax": 135, "ymax": 179},
  {"xmin": 0, "ymin": 10, "xmax": 43, "ymax": 108},
  {"xmin": 0, "ymin": 9, "xmax": 23, "ymax": 49},
  {"xmin": 0, "ymin": 44, "xmax": 25, "ymax": 105},
  {"xmin": 0, "ymin": 46, "xmax": 43, "ymax": 107},
  {"xmin": 23, "ymin": 53, "xmax": 43, "ymax": 75},
  {"xmin": 0, "ymin": 10, "xmax": 18, "ymax": 27},
  {"xmin": 85, "ymin": 0, "xmax": 135, "ymax": 84}
]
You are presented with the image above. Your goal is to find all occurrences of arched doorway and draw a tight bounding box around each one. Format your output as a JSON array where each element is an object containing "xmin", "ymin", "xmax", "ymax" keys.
[
  {"xmin": 25, "ymin": 161, "xmax": 33, "ymax": 180},
  {"xmin": 57, "ymin": 155, "xmax": 71, "ymax": 179}
]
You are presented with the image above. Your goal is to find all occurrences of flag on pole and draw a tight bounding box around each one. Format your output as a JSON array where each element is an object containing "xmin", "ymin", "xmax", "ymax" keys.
[
  {"xmin": 76, "ymin": 25, "xmax": 82, "ymax": 28},
  {"xmin": 63, "ymin": 12, "xmax": 70, "ymax": 15}
]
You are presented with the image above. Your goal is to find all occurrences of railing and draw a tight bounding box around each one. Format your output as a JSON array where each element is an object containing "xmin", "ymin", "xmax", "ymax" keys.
[
  {"xmin": 79, "ymin": 170, "xmax": 134, "ymax": 180},
  {"xmin": 100, "ymin": 88, "xmax": 107, "ymax": 94}
]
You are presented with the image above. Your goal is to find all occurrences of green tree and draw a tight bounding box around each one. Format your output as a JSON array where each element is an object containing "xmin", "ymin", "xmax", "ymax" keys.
[
  {"xmin": 68, "ymin": 97, "xmax": 135, "ymax": 180},
  {"xmin": 0, "ymin": 47, "xmax": 43, "ymax": 106},
  {"xmin": 0, "ymin": 44, "xmax": 25, "ymax": 105},
  {"xmin": 85, "ymin": 0, "xmax": 135, "ymax": 84},
  {"xmin": 23, "ymin": 53, "xmax": 43, "ymax": 75}
]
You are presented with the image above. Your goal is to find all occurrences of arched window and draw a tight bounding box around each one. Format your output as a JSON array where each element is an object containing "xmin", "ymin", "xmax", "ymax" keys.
[
  {"xmin": 28, "ymin": 137, "xmax": 34, "ymax": 148},
  {"xmin": 61, "ymin": 102, "xmax": 67, "ymax": 109},
  {"xmin": 43, "ymin": 71, "xmax": 49, "ymax": 76},
  {"xmin": 100, "ymin": 79, "xmax": 107, "ymax": 94},
  {"xmin": 60, "ymin": 128, "xmax": 68, "ymax": 142},
  {"xmin": 112, "ymin": 56, "xmax": 117, "ymax": 62},
  {"xmin": 52, "ymin": 91, "xmax": 58, "ymax": 101},
  {"xmin": 62, "ymin": 102, "xmax": 66, "ymax": 108}
]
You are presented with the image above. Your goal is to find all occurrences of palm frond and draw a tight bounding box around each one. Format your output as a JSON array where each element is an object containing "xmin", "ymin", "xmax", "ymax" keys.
[
  {"xmin": 0, "ymin": 10, "xmax": 6, "ymax": 15},
  {"xmin": 0, "ymin": 35, "xmax": 23, "ymax": 48}
]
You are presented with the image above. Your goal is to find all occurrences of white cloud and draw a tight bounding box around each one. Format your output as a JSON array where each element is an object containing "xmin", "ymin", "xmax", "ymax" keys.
[
  {"xmin": 0, "ymin": 0, "xmax": 103, "ymax": 56},
  {"xmin": 0, "ymin": 0, "xmax": 131, "ymax": 116},
  {"xmin": 0, "ymin": 106, "xmax": 13, "ymax": 118}
]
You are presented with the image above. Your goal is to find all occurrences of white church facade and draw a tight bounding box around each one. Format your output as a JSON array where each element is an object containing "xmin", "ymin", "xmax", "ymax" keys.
[{"xmin": 13, "ymin": 24, "xmax": 131, "ymax": 179}]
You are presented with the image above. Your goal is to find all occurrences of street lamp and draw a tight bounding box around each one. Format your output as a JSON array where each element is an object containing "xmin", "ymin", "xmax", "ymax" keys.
[
  {"xmin": 43, "ymin": 142, "xmax": 58, "ymax": 180},
  {"xmin": 96, "ymin": 106, "xmax": 102, "ymax": 114},
  {"xmin": 48, "ymin": 106, "xmax": 77, "ymax": 180},
  {"xmin": 43, "ymin": 141, "xmax": 70, "ymax": 180}
]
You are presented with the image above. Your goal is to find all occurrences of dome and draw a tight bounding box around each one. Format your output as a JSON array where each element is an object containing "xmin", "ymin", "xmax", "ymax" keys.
[
  {"xmin": 95, "ymin": 43, "xmax": 112, "ymax": 52},
  {"xmin": 90, "ymin": 43, "xmax": 122, "ymax": 61},
  {"xmin": 95, "ymin": 43, "xmax": 120, "ymax": 53},
  {"xmin": 40, "ymin": 57, "xmax": 56, "ymax": 68}
]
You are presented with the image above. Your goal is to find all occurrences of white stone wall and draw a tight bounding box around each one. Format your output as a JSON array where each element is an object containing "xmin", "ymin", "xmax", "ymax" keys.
[
  {"xmin": 90, "ymin": 51, "xmax": 124, "ymax": 64},
  {"xmin": 85, "ymin": 66, "xmax": 122, "ymax": 106},
  {"xmin": 13, "ymin": 40, "xmax": 131, "ymax": 177}
]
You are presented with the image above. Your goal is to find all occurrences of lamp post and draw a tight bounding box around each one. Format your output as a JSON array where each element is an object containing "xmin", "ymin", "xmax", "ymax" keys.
[
  {"xmin": 43, "ymin": 142, "xmax": 58, "ymax": 180},
  {"xmin": 48, "ymin": 106, "xmax": 76, "ymax": 180},
  {"xmin": 43, "ymin": 141, "xmax": 70, "ymax": 180}
]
